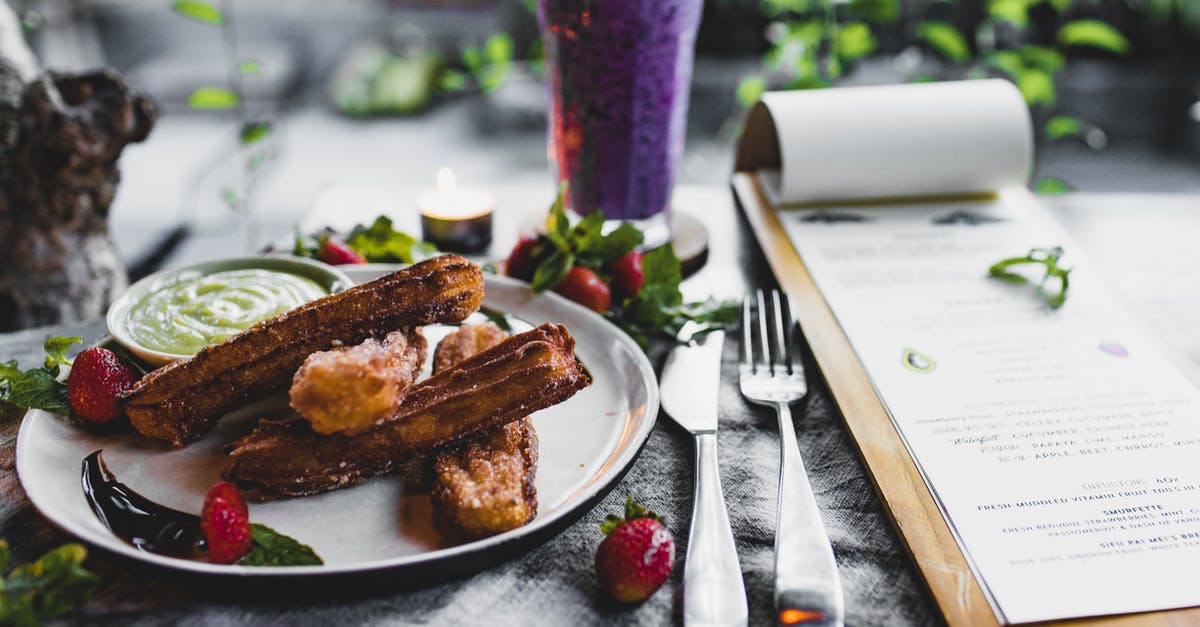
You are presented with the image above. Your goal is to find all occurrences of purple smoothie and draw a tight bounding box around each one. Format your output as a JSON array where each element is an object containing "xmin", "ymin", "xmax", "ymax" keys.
[{"xmin": 539, "ymin": 0, "xmax": 703, "ymax": 221}]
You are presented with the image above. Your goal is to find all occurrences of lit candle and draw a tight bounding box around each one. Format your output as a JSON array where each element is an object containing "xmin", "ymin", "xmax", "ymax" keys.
[{"xmin": 418, "ymin": 168, "xmax": 495, "ymax": 253}]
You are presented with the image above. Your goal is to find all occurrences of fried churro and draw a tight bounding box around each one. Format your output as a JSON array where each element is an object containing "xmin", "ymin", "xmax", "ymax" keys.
[
  {"xmin": 431, "ymin": 324, "xmax": 538, "ymax": 538},
  {"xmin": 289, "ymin": 329, "xmax": 428, "ymax": 436},
  {"xmin": 222, "ymin": 324, "xmax": 589, "ymax": 498},
  {"xmin": 120, "ymin": 255, "xmax": 483, "ymax": 446}
]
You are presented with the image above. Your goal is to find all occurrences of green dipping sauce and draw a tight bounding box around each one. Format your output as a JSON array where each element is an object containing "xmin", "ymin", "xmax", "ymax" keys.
[{"xmin": 126, "ymin": 268, "xmax": 327, "ymax": 355}]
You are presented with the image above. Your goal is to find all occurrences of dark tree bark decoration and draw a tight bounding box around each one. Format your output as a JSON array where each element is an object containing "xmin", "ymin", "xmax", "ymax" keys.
[{"xmin": 0, "ymin": 5, "xmax": 156, "ymax": 331}]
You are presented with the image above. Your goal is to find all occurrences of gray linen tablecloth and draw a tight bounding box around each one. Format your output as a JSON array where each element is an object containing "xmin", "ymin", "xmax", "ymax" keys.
[{"xmin": 0, "ymin": 191, "xmax": 944, "ymax": 625}]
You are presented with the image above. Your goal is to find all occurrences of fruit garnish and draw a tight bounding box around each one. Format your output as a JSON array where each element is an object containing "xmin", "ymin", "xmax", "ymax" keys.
[
  {"xmin": 607, "ymin": 251, "xmax": 644, "ymax": 300},
  {"xmin": 502, "ymin": 187, "xmax": 739, "ymax": 348},
  {"xmin": 318, "ymin": 239, "xmax": 367, "ymax": 265},
  {"xmin": 1, "ymin": 336, "xmax": 82, "ymax": 414},
  {"xmin": 594, "ymin": 496, "xmax": 675, "ymax": 603},
  {"xmin": 200, "ymin": 482, "xmax": 253, "ymax": 564},
  {"xmin": 504, "ymin": 233, "xmax": 539, "ymax": 282},
  {"xmin": 293, "ymin": 216, "xmax": 438, "ymax": 265},
  {"xmin": 65, "ymin": 348, "xmax": 139, "ymax": 424},
  {"xmin": 554, "ymin": 266, "xmax": 611, "ymax": 313}
]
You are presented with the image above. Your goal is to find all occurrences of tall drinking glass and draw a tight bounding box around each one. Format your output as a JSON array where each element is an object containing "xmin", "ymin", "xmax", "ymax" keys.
[{"xmin": 538, "ymin": 0, "xmax": 703, "ymax": 248}]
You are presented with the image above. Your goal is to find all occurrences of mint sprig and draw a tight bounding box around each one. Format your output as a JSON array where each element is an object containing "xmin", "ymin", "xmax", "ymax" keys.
[
  {"xmin": 1, "ymin": 337, "xmax": 81, "ymax": 415},
  {"xmin": 607, "ymin": 246, "xmax": 739, "ymax": 348},
  {"xmin": 988, "ymin": 246, "xmax": 1071, "ymax": 308},
  {"xmin": 292, "ymin": 217, "xmax": 438, "ymax": 264},
  {"xmin": 239, "ymin": 524, "xmax": 323, "ymax": 567},
  {"xmin": 0, "ymin": 539, "xmax": 99, "ymax": 624},
  {"xmin": 530, "ymin": 184, "xmax": 643, "ymax": 293}
]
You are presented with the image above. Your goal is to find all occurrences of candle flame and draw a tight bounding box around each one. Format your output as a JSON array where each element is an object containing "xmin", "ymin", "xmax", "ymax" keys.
[{"xmin": 437, "ymin": 167, "xmax": 457, "ymax": 193}]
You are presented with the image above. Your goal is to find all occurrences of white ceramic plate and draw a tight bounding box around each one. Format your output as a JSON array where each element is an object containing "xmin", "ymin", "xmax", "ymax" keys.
[{"xmin": 16, "ymin": 268, "xmax": 658, "ymax": 577}]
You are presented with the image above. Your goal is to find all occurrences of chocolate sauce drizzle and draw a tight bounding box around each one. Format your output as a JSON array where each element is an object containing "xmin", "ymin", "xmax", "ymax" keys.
[{"xmin": 81, "ymin": 450, "xmax": 203, "ymax": 557}]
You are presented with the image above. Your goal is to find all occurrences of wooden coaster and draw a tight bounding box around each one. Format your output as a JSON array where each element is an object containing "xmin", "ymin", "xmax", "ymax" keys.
[{"xmin": 672, "ymin": 210, "xmax": 709, "ymax": 277}]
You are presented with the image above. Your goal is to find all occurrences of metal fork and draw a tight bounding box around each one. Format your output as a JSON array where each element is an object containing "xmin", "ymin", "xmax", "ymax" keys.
[{"xmin": 740, "ymin": 290, "xmax": 844, "ymax": 627}]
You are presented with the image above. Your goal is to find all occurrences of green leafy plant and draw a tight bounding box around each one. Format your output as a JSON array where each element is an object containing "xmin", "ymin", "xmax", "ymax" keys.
[
  {"xmin": 240, "ymin": 524, "xmax": 323, "ymax": 567},
  {"xmin": 736, "ymin": 0, "xmax": 896, "ymax": 108},
  {"xmin": 524, "ymin": 188, "xmax": 739, "ymax": 348},
  {"xmin": 172, "ymin": 0, "xmax": 274, "ymax": 250},
  {"xmin": 988, "ymin": 246, "xmax": 1071, "ymax": 308},
  {"xmin": 0, "ymin": 337, "xmax": 80, "ymax": 416},
  {"xmin": 292, "ymin": 217, "xmax": 439, "ymax": 264},
  {"xmin": 0, "ymin": 540, "xmax": 99, "ymax": 625}
]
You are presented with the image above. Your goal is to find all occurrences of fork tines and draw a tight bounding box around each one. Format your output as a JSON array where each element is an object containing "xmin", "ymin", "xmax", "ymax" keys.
[{"xmin": 741, "ymin": 289, "xmax": 804, "ymax": 378}]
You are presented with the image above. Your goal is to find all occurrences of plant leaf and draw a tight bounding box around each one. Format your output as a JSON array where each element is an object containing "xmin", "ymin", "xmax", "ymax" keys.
[
  {"xmin": 736, "ymin": 76, "xmax": 766, "ymax": 109},
  {"xmin": 239, "ymin": 524, "xmax": 323, "ymax": 566},
  {"xmin": 849, "ymin": 0, "xmax": 899, "ymax": 22},
  {"xmin": 188, "ymin": 87, "xmax": 239, "ymax": 110},
  {"xmin": 42, "ymin": 337, "xmax": 79, "ymax": 371},
  {"xmin": 344, "ymin": 216, "xmax": 439, "ymax": 264},
  {"xmin": 240, "ymin": 121, "xmax": 271, "ymax": 145},
  {"xmin": 239, "ymin": 59, "xmax": 261, "ymax": 75},
  {"xmin": 1018, "ymin": 45, "xmax": 1064, "ymax": 72},
  {"xmin": 917, "ymin": 21, "xmax": 971, "ymax": 62},
  {"xmin": 530, "ymin": 250, "xmax": 573, "ymax": 293},
  {"xmin": 836, "ymin": 22, "xmax": 877, "ymax": 61},
  {"xmin": 172, "ymin": 0, "xmax": 223, "ymax": 25},
  {"xmin": 1057, "ymin": 20, "xmax": 1130, "ymax": 54},
  {"xmin": 483, "ymin": 34, "xmax": 514, "ymax": 63},
  {"xmin": 1035, "ymin": 178, "xmax": 1070, "ymax": 194},
  {"xmin": 988, "ymin": 0, "xmax": 1030, "ymax": 26},
  {"xmin": 1016, "ymin": 68, "xmax": 1056, "ymax": 106},
  {"xmin": 1044, "ymin": 115, "xmax": 1083, "ymax": 139}
]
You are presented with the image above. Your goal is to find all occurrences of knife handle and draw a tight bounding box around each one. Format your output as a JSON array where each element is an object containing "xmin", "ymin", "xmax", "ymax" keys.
[{"xmin": 684, "ymin": 432, "xmax": 748, "ymax": 627}]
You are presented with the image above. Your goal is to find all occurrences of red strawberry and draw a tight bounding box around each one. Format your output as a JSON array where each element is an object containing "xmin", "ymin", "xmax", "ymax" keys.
[
  {"xmin": 607, "ymin": 251, "xmax": 644, "ymax": 300},
  {"xmin": 200, "ymin": 481, "xmax": 253, "ymax": 564},
  {"xmin": 504, "ymin": 234, "xmax": 540, "ymax": 281},
  {"xmin": 554, "ymin": 266, "xmax": 612, "ymax": 313},
  {"xmin": 595, "ymin": 496, "xmax": 674, "ymax": 603},
  {"xmin": 66, "ymin": 348, "xmax": 139, "ymax": 424},
  {"xmin": 318, "ymin": 239, "xmax": 366, "ymax": 265}
]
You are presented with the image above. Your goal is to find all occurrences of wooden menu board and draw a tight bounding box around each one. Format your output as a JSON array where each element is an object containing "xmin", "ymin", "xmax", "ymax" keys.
[{"xmin": 733, "ymin": 157, "xmax": 1200, "ymax": 625}]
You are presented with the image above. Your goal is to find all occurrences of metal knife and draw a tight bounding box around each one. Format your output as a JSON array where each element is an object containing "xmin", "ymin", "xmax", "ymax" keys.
[{"xmin": 661, "ymin": 329, "xmax": 749, "ymax": 627}]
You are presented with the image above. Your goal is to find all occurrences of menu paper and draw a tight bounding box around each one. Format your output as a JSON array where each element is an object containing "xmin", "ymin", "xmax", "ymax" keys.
[{"xmin": 737, "ymin": 81, "xmax": 1200, "ymax": 623}]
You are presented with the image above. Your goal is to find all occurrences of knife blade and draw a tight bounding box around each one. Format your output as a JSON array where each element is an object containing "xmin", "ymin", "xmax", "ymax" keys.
[
  {"xmin": 661, "ymin": 330, "xmax": 725, "ymax": 434},
  {"xmin": 660, "ymin": 329, "xmax": 748, "ymax": 626}
]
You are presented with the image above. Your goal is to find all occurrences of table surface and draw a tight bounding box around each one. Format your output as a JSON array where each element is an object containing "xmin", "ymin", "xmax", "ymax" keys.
[{"xmin": 3, "ymin": 187, "xmax": 1199, "ymax": 626}]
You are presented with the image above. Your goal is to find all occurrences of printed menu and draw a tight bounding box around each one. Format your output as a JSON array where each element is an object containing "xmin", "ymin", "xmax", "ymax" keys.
[{"xmin": 769, "ymin": 184, "xmax": 1200, "ymax": 623}]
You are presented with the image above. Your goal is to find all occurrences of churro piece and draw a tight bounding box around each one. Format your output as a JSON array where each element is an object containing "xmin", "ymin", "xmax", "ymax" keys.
[
  {"xmin": 431, "ymin": 324, "xmax": 538, "ymax": 538},
  {"xmin": 120, "ymin": 255, "xmax": 484, "ymax": 446},
  {"xmin": 290, "ymin": 329, "xmax": 427, "ymax": 436},
  {"xmin": 222, "ymin": 324, "xmax": 589, "ymax": 498}
]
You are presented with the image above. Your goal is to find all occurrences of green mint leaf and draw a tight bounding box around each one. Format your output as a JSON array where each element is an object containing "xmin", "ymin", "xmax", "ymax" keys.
[
  {"xmin": 172, "ymin": 0, "xmax": 223, "ymax": 25},
  {"xmin": 545, "ymin": 185, "xmax": 572, "ymax": 252},
  {"xmin": 575, "ymin": 221, "xmax": 642, "ymax": 264},
  {"xmin": 240, "ymin": 121, "xmax": 271, "ymax": 146},
  {"xmin": 239, "ymin": 524, "xmax": 323, "ymax": 567},
  {"xmin": 530, "ymin": 251, "xmax": 573, "ymax": 293},
  {"xmin": 3, "ymin": 542, "xmax": 99, "ymax": 622},
  {"xmin": 640, "ymin": 245, "xmax": 683, "ymax": 295},
  {"xmin": 987, "ymin": 246, "xmax": 1071, "ymax": 308},
  {"xmin": 188, "ymin": 87, "xmax": 239, "ymax": 110},
  {"xmin": 42, "ymin": 336, "xmax": 80, "ymax": 371},
  {"xmin": 478, "ymin": 307, "xmax": 514, "ymax": 332},
  {"xmin": 344, "ymin": 216, "xmax": 439, "ymax": 264},
  {"xmin": 6, "ymin": 369, "xmax": 69, "ymax": 412}
]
